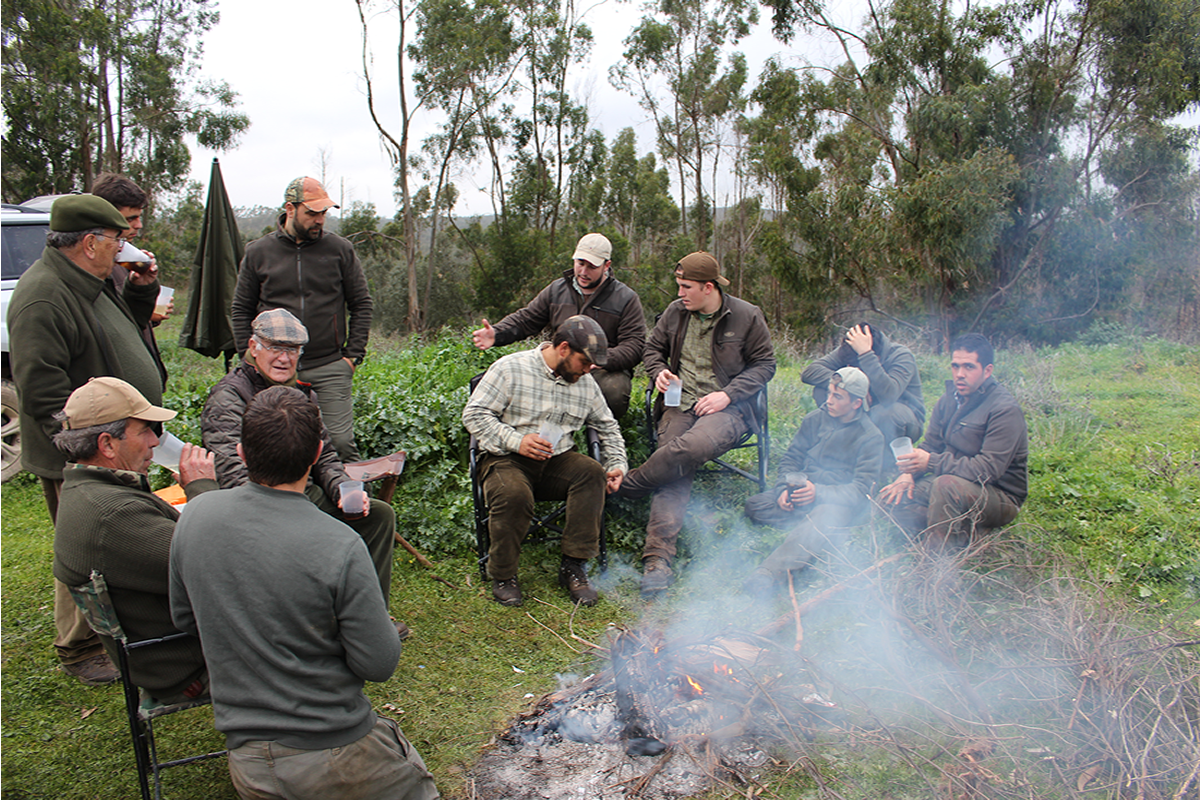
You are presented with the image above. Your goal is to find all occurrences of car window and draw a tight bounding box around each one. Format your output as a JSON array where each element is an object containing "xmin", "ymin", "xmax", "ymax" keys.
[{"xmin": 2, "ymin": 223, "xmax": 48, "ymax": 281}]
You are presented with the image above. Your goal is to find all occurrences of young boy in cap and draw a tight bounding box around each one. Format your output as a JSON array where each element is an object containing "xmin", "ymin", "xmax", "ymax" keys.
[{"xmin": 742, "ymin": 367, "xmax": 883, "ymax": 595}]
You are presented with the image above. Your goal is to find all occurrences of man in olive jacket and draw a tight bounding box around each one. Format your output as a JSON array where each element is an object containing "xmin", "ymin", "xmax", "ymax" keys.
[
  {"xmin": 879, "ymin": 333, "xmax": 1028, "ymax": 549},
  {"xmin": 53, "ymin": 378, "xmax": 216, "ymax": 701},
  {"xmin": 8, "ymin": 195, "xmax": 163, "ymax": 685},
  {"xmin": 619, "ymin": 252, "xmax": 776, "ymax": 596},
  {"xmin": 472, "ymin": 233, "xmax": 646, "ymax": 418}
]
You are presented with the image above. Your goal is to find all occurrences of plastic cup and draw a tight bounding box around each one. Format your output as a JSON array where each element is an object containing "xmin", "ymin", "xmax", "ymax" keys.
[
  {"xmin": 116, "ymin": 240, "xmax": 152, "ymax": 274},
  {"xmin": 890, "ymin": 437, "xmax": 914, "ymax": 460},
  {"xmin": 155, "ymin": 285, "xmax": 174, "ymax": 317},
  {"xmin": 663, "ymin": 378, "xmax": 682, "ymax": 407},
  {"xmin": 538, "ymin": 421, "xmax": 563, "ymax": 448},
  {"xmin": 151, "ymin": 432, "xmax": 185, "ymax": 472},
  {"xmin": 339, "ymin": 480, "xmax": 368, "ymax": 518}
]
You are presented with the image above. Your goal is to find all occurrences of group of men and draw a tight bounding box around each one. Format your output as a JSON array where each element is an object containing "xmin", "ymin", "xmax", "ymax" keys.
[
  {"xmin": 6, "ymin": 170, "xmax": 1028, "ymax": 799},
  {"xmin": 10, "ymin": 177, "xmax": 436, "ymax": 799}
]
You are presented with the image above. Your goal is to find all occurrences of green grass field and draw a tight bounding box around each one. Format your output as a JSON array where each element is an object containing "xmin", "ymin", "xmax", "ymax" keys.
[{"xmin": 3, "ymin": 323, "xmax": 1197, "ymax": 799}]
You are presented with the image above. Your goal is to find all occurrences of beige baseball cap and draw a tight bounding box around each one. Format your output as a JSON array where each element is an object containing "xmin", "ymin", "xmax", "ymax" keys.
[
  {"xmin": 572, "ymin": 233, "xmax": 612, "ymax": 267},
  {"xmin": 62, "ymin": 377, "xmax": 177, "ymax": 430}
]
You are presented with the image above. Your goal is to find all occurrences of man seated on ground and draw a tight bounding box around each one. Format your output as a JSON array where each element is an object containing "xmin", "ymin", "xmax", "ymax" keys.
[
  {"xmin": 742, "ymin": 368, "xmax": 883, "ymax": 596},
  {"xmin": 200, "ymin": 309, "xmax": 397, "ymax": 610},
  {"xmin": 471, "ymin": 233, "xmax": 646, "ymax": 418},
  {"xmin": 463, "ymin": 316, "xmax": 627, "ymax": 607},
  {"xmin": 801, "ymin": 322, "xmax": 925, "ymax": 446},
  {"xmin": 53, "ymin": 377, "xmax": 216, "ymax": 702},
  {"xmin": 879, "ymin": 333, "xmax": 1028, "ymax": 549},
  {"xmin": 617, "ymin": 252, "xmax": 776, "ymax": 598},
  {"xmin": 171, "ymin": 387, "xmax": 438, "ymax": 800}
]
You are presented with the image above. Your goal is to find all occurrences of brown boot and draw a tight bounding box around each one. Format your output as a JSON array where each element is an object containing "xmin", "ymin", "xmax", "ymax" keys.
[
  {"xmin": 62, "ymin": 653, "xmax": 119, "ymax": 686},
  {"xmin": 491, "ymin": 577, "xmax": 523, "ymax": 607},
  {"xmin": 640, "ymin": 556, "xmax": 673, "ymax": 598},
  {"xmin": 558, "ymin": 557, "xmax": 599, "ymax": 606}
]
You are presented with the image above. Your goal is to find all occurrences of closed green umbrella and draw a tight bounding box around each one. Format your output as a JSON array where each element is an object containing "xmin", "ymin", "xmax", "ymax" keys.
[{"xmin": 179, "ymin": 158, "xmax": 242, "ymax": 364}]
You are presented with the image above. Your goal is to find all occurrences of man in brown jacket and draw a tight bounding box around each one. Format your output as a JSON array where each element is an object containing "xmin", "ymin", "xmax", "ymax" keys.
[{"xmin": 618, "ymin": 253, "xmax": 776, "ymax": 596}]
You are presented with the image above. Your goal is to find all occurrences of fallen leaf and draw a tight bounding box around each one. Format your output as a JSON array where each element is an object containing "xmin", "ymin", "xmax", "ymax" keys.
[{"xmin": 81, "ymin": 706, "xmax": 98, "ymax": 719}]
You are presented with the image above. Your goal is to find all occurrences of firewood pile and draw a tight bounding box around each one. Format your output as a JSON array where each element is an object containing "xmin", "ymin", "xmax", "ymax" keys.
[{"xmin": 469, "ymin": 626, "xmax": 839, "ymax": 799}]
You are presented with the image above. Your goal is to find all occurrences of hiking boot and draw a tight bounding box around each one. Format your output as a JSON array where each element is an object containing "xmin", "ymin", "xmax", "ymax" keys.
[
  {"xmin": 392, "ymin": 619, "xmax": 413, "ymax": 641},
  {"xmin": 640, "ymin": 556, "xmax": 673, "ymax": 598},
  {"xmin": 491, "ymin": 577, "xmax": 523, "ymax": 607},
  {"xmin": 62, "ymin": 653, "xmax": 119, "ymax": 686},
  {"xmin": 558, "ymin": 557, "xmax": 599, "ymax": 607}
]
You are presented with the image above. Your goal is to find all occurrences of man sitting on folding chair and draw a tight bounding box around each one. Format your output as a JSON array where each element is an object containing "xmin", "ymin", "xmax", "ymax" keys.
[
  {"xmin": 463, "ymin": 316, "xmax": 627, "ymax": 607},
  {"xmin": 52, "ymin": 377, "xmax": 216, "ymax": 702},
  {"xmin": 618, "ymin": 252, "xmax": 776, "ymax": 598}
]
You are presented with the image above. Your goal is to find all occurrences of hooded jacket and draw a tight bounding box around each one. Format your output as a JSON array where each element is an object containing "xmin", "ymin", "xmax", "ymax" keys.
[{"xmin": 801, "ymin": 329, "xmax": 925, "ymax": 424}]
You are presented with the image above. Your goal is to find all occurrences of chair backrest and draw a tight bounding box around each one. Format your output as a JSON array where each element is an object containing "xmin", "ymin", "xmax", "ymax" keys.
[{"xmin": 69, "ymin": 570, "xmax": 127, "ymax": 644}]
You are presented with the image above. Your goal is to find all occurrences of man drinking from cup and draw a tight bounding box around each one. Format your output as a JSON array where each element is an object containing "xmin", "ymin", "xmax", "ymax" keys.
[
  {"xmin": 742, "ymin": 367, "xmax": 883, "ymax": 596},
  {"xmin": 199, "ymin": 309, "xmax": 400, "ymax": 621}
]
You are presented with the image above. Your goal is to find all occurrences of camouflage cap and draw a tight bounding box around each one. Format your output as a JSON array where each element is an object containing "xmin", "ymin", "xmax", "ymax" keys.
[
  {"xmin": 674, "ymin": 251, "xmax": 729, "ymax": 287},
  {"xmin": 832, "ymin": 366, "xmax": 870, "ymax": 409},
  {"xmin": 252, "ymin": 309, "xmax": 309, "ymax": 346},
  {"xmin": 283, "ymin": 176, "xmax": 339, "ymax": 212},
  {"xmin": 557, "ymin": 315, "xmax": 608, "ymax": 367},
  {"xmin": 50, "ymin": 195, "xmax": 131, "ymax": 233}
]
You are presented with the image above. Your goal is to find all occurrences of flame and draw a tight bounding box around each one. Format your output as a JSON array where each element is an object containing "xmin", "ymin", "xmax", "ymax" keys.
[
  {"xmin": 685, "ymin": 675, "xmax": 704, "ymax": 695},
  {"xmin": 713, "ymin": 662, "xmax": 731, "ymax": 676}
]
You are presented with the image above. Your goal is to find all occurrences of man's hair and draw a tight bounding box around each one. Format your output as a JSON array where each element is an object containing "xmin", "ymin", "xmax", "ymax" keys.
[
  {"xmin": 951, "ymin": 333, "xmax": 995, "ymax": 367},
  {"xmin": 46, "ymin": 228, "xmax": 105, "ymax": 250},
  {"xmin": 91, "ymin": 173, "xmax": 148, "ymax": 210},
  {"xmin": 241, "ymin": 386, "xmax": 321, "ymax": 486},
  {"xmin": 855, "ymin": 322, "xmax": 885, "ymax": 355},
  {"xmin": 50, "ymin": 412, "xmax": 128, "ymax": 461}
]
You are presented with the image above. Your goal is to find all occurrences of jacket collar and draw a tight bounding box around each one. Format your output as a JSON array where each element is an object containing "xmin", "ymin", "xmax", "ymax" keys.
[
  {"xmin": 65, "ymin": 462, "xmax": 152, "ymax": 492},
  {"xmin": 43, "ymin": 245, "xmax": 110, "ymax": 303}
]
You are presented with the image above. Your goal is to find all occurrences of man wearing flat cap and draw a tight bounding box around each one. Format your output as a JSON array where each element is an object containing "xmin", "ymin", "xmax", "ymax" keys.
[
  {"xmin": 8, "ymin": 194, "xmax": 166, "ymax": 685},
  {"xmin": 231, "ymin": 176, "xmax": 373, "ymax": 462},
  {"xmin": 201, "ymin": 309, "xmax": 398, "ymax": 612},
  {"xmin": 619, "ymin": 252, "xmax": 776, "ymax": 597},
  {"xmin": 463, "ymin": 316, "xmax": 628, "ymax": 607},
  {"xmin": 53, "ymin": 377, "xmax": 217, "ymax": 702},
  {"xmin": 471, "ymin": 232, "xmax": 646, "ymax": 418}
]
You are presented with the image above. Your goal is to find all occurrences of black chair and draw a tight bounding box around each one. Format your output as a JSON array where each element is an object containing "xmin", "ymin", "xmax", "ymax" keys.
[
  {"xmin": 68, "ymin": 571, "xmax": 225, "ymax": 800},
  {"xmin": 467, "ymin": 374, "xmax": 609, "ymax": 582},
  {"xmin": 643, "ymin": 382, "xmax": 770, "ymax": 492}
]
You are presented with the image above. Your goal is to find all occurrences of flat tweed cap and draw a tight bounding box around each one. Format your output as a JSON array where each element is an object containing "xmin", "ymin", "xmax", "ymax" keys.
[
  {"xmin": 252, "ymin": 309, "xmax": 309, "ymax": 346},
  {"xmin": 558, "ymin": 315, "xmax": 608, "ymax": 367}
]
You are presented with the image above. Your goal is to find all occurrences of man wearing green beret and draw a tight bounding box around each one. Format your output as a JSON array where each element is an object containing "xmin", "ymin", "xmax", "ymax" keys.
[{"xmin": 7, "ymin": 193, "xmax": 166, "ymax": 686}]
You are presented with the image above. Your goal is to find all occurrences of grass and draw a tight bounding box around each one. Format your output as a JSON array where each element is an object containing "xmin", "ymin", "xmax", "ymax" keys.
[{"xmin": 3, "ymin": 315, "xmax": 1198, "ymax": 798}]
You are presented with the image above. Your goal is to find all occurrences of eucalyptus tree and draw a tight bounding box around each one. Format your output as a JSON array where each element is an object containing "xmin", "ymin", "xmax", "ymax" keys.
[
  {"xmin": 2, "ymin": 0, "xmax": 247, "ymax": 202},
  {"xmin": 611, "ymin": 0, "xmax": 757, "ymax": 250}
]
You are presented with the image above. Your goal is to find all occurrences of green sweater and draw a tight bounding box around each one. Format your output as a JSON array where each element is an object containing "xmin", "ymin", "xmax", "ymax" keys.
[{"xmin": 53, "ymin": 464, "xmax": 216, "ymax": 698}]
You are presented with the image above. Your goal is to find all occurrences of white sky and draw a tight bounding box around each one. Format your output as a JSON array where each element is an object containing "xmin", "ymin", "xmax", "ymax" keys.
[{"xmin": 184, "ymin": 0, "xmax": 857, "ymax": 218}]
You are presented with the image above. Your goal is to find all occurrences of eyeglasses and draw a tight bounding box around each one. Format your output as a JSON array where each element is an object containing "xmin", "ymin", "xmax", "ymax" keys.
[
  {"xmin": 254, "ymin": 339, "xmax": 304, "ymax": 358},
  {"xmin": 90, "ymin": 232, "xmax": 122, "ymax": 243}
]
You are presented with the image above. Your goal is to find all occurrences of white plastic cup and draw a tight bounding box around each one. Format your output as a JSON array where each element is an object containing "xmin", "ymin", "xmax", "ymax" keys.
[
  {"xmin": 538, "ymin": 421, "xmax": 563, "ymax": 448},
  {"xmin": 890, "ymin": 437, "xmax": 914, "ymax": 460},
  {"xmin": 664, "ymin": 378, "xmax": 682, "ymax": 407},
  {"xmin": 116, "ymin": 240, "xmax": 153, "ymax": 274},
  {"xmin": 155, "ymin": 285, "xmax": 174, "ymax": 317},
  {"xmin": 339, "ymin": 480, "xmax": 368, "ymax": 518},
  {"xmin": 151, "ymin": 432, "xmax": 185, "ymax": 472}
]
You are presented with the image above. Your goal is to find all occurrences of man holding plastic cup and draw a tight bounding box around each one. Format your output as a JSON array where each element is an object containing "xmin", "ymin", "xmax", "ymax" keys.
[
  {"xmin": 52, "ymin": 377, "xmax": 216, "ymax": 700},
  {"xmin": 878, "ymin": 333, "xmax": 1028, "ymax": 549},
  {"xmin": 200, "ymin": 309, "xmax": 399, "ymax": 616},
  {"xmin": 742, "ymin": 367, "xmax": 883, "ymax": 596},
  {"xmin": 618, "ymin": 252, "xmax": 776, "ymax": 597}
]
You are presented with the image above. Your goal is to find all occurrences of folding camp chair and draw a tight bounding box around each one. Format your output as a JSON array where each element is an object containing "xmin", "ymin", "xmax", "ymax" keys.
[
  {"xmin": 467, "ymin": 373, "xmax": 609, "ymax": 582},
  {"xmin": 68, "ymin": 571, "xmax": 225, "ymax": 800},
  {"xmin": 644, "ymin": 383, "xmax": 771, "ymax": 492}
]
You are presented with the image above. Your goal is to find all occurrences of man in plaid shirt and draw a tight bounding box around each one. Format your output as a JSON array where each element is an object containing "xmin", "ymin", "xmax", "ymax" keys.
[{"xmin": 463, "ymin": 316, "xmax": 627, "ymax": 607}]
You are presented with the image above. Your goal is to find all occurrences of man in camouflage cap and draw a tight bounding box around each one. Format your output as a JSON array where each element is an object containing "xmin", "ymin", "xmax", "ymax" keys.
[
  {"xmin": 463, "ymin": 316, "xmax": 628, "ymax": 607},
  {"xmin": 231, "ymin": 176, "xmax": 372, "ymax": 462},
  {"xmin": 7, "ymin": 194, "xmax": 165, "ymax": 685}
]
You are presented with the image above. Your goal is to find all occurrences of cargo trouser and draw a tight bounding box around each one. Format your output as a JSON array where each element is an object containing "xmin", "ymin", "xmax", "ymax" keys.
[
  {"xmin": 620, "ymin": 407, "xmax": 748, "ymax": 564},
  {"xmin": 478, "ymin": 450, "xmax": 606, "ymax": 580},
  {"xmin": 229, "ymin": 715, "xmax": 439, "ymax": 800},
  {"xmin": 43, "ymin": 477, "xmax": 105, "ymax": 665},
  {"xmin": 891, "ymin": 474, "xmax": 1021, "ymax": 549},
  {"xmin": 299, "ymin": 358, "xmax": 360, "ymax": 462},
  {"xmin": 745, "ymin": 490, "xmax": 866, "ymax": 577}
]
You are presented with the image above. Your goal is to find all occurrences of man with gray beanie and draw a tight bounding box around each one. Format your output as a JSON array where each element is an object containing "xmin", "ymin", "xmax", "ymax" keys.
[
  {"xmin": 463, "ymin": 315, "xmax": 628, "ymax": 607},
  {"xmin": 471, "ymin": 233, "xmax": 645, "ymax": 418},
  {"xmin": 742, "ymin": 367, "xmax": 883, "ymax": 595},
  {"xmin": 201, "ymin": 309, "xmax": 398, "ymax": 616},
  {"xmin": 8, "ymin": 194, "xmax": 165, "ymax": 684}
]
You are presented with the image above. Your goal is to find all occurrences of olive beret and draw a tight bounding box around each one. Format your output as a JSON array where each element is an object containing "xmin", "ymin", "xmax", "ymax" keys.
[{"xmin": 49, "ymin": 195, "xmax": 131, "ymax": 233}]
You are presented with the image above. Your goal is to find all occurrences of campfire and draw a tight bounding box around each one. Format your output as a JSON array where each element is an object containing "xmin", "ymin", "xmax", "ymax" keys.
[{"xmin": 470, "ymin": 625, "xmax": 840, "ymax": 799}]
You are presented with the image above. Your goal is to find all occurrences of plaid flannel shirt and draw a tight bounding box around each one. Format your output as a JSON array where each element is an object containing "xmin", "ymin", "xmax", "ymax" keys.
[{"xmin": 463, "ymin": 344, "xmax": 628, "ymax": 474}]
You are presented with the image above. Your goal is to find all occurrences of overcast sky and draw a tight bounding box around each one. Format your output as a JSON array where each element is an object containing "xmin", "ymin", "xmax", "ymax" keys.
[{"xmin": 185, "ymin": 0, "xmax": 855, "ymax": 218}]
